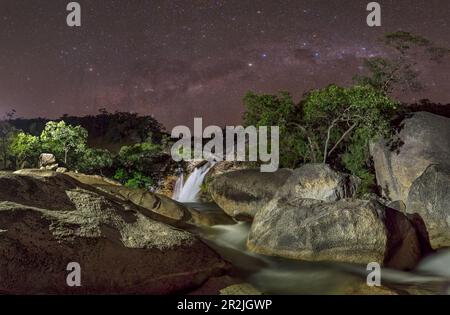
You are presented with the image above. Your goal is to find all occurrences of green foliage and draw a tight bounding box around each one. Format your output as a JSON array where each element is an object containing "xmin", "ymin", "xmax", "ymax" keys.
[
  {"xmin": 243, "ymin": 91, "xmax": 297, "ymax": 127},
  {"xmin": 113, "ymin": 139, "xmax": 162, "ymax": 189},
  {"xmin": 117, "ymin": 140, "xmax": 161, "ymax": 172},
  {"xmin": 243, "ymin": 91, "xmax": 308, "ymax": 168},
  {"xmin": 9, "ymin": 121, "xmax": 114, "ymax": 174},
  {"xmin": 243, "ymin": 84, "xmax": 398, "ymax": 194},
  {"xmin": 303, "ymin": 84, "xmax": 397, "ymax": 161},
  {"xmin": 9, "ymin": 132, "xmax": 41, "ymax": 168},
  {"xmin": 341, "ymin": 129, "xmax": 376, "ymax": 195},
  {"xmin": 76, "ymin": 148, "xmax": 113, "ymax": 174},
  {"xmin": 113, "ymin": 168, "xmax": 155, "ymax": 189},
  {"xmin": 40, "ymin": 121, "xmax": 88, "ymax": 166}
]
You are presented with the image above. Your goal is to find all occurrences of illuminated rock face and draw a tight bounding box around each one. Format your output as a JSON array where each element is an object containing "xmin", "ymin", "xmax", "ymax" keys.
[
  {"xmin": 248, "ymin": 198, "xmax": 431, "ymax": 270},
  {"xmin": 209, "ymin": 164, "xmax": 358, "ymax": 220},
  {"xmin": 407, "ymin": 164, "xmax": 450, "ymax": 249},
  {"xmin": 209, "ymin": 168, "xmax": 293, "ymax": 220},
  {"xmin": 371, "ymin": 112, "xmax": 450, "ymax": 204},
  {"xmin": 0, "ymin": 171, "xmax": 229, "ymax": 294}
]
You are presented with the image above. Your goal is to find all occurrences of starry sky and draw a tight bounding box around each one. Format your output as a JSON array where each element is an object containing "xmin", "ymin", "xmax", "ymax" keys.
[{"xmin": 0, "ymin": 0, "xmax": 449, "ymax": 129}]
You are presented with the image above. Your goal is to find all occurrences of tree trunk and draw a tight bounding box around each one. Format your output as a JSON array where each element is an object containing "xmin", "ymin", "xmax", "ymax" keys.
[
  {"xmin": 327, "ymin": 123, "xmax": 357, "ymax": 158},
  {"xmin": 323, "ymin": 119, "xmax": 339, "ymax": 163}
]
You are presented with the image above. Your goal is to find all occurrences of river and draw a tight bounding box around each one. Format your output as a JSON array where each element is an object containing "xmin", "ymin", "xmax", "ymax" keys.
[{"xmin": 186, "ymin": 202, "xmax": 450, "ymax": 295}]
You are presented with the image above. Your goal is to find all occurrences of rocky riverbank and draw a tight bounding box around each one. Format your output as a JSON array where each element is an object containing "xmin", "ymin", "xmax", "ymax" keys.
[
  {"xmin": 207, "ymin": 112, "xmax": 450, "ymax": 270},
  {"xmin": 1, "ymin": 111, "xmax": 449, "ymax": 294},
  {"xmin": 0, "ymin": 170, "xmax": 239, "ymax": 294}
]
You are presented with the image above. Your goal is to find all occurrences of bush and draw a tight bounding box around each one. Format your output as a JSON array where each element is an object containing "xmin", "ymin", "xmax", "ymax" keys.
[
  {"xmin": 75, "ymin": 148, "xmax": 113, "ymax": 175},
  {"xmin": 113, "ymin": 168, "xmax": 155, "ymax": 190},
  {"xmin": 243, "ymin": 84, "xmax": 399, "ymax": 194}
]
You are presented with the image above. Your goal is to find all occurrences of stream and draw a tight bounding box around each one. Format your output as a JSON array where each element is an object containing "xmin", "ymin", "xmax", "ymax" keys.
[{"xmin": 186, "ymin": 202, "xmax": 450, "ymax": 295}]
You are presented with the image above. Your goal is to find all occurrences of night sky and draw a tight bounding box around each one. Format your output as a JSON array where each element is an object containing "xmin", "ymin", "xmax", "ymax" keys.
[{"xmin": 0, "ymin": 0, "xmax": 449, "ymax": 129}]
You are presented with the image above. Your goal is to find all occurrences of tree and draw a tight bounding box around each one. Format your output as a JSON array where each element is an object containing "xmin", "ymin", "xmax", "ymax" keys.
[
  {"xmin": 355, "ymin": 31, "xmax": 450, "ymax": 95},
  {"xmin": 301, "ymin": 84, "xmax": 398, "ymax": 164},
  {"xmin": 113, "ymin": 139, "xmax": 162, "ymax": 189},
  {"xmin": 243, "ymin": 85, "xmax": 398, "ymax": 193},
  {"xmin": 40, "ymin": 121, "xmax": 88, "ymax": 165},
  {"xmin": 243, "ymin": 91, "xmax": 309, "ymax": 168},
  {"xmin": 0, "ymin": 110, "xmax": 18, "ymax": 169},
  {"xmin": 75, "ymin": 148, "xmax": 113, "ymax": 175},
  {"xmin": 9, "ymin": 132, "xmax": 41, "ymax": 168}
]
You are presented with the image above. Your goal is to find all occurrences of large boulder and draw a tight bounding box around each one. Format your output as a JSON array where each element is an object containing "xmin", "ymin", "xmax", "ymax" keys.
[
  {"xmin": 371, "ymin": 112, "xmax": 450, "ymax": 203},
  {"xmin": 275, "ymin": 164, "xmax": 359, "ymax": 203},
  {"xmin": 0, "ymin": 171, "xmax": 229, "ymax": 294},
  {"xmin": 209, "ymin": 164, "xmax": 358, "ymax": 220},
  {"xmin": 209, "ymin": 168, "xmax": 293, "ymax": 219},
  {"xmin": 406, "ymin": 164, "xmax": 450, "ymax": 248},
  {"xmin": 248, "ymin": 198, "xmax": 431, "ymax": 269}
]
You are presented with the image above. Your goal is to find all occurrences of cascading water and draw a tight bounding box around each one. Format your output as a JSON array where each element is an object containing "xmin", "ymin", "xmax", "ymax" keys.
[
  {"xmin": 173, "ymin": 161, "xmax": 215, "ymax": 202},
  {"xmin": 172, "ymin": 159, "xmax": 450, "ymax": 294},
  {"xmin": 172, "ymin": 172, "xmax": 184, "ymax": 201}
]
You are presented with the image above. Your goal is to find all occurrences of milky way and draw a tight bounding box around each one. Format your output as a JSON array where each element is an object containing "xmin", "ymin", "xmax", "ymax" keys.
[{"xmin": 0, "ymin": 0, "xmax": 449, "ymax": 128}]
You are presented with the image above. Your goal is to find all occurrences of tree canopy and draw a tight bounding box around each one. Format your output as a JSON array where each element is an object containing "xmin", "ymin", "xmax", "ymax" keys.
[{"xmin": 243, "ymin": 84, "xmax": 399, "ymax": 193}]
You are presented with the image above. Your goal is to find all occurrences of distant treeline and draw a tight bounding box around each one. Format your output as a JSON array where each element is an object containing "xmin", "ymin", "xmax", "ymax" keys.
[
  {"xmin": 9, "ymin": 109, "xmax": 167, "ymax": 152},
  {"xmin": 406, "ymin": 99, "xmax": 450, "ymax": 118}
]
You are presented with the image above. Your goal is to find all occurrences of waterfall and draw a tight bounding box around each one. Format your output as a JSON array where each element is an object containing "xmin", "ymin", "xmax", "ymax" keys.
[
  {"xmin": 173, "ymin": 162, "xmax": 214, "ymax": 202},
  {"xmin": 172, "ymin": 172, "xmax": 184, "ymax": 201}
]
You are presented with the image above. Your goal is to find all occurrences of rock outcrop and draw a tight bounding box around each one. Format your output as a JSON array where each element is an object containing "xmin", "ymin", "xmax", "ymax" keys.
[
  {"xmin": 406, "ymin": 164, "xmax": 450, "ymax": 248},
  {"xmin": 39, "ymin": 153, "xmax": 56, "ymax": 167},
  {"xmin": 39, "ymin": 153, "xmax": 59, "ymax": 171},
  {"xmin": 248, "ymin": 198, "xmax": 430, "ymax": 269},
  {"xmin": 274, "ymin": 164, "xmax": 359, "ymax": 203},
  {"xmin": 371, "ymin": 112, "xmax": 450, "ymax": 203},
  {"xmin": 0, "ymin": 171, "xmax": 229, "ymax": 294},
  {"xmin": 96, "ymin": 184, "xmax": 234, "ymax": 227},
  {"xmin": 209, "ymin": 168, "xmax": 293, "ymax": 219},
  {"xmin": 59, "ymin": 171, "xmax": 233, "ymax": 227},
  {"xmin": 209, "ymin": 164, "xmax": 358, "ymax": 220}
]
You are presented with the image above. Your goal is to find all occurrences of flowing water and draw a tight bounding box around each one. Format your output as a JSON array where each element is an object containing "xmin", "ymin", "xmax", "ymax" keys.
[
  {"xmin": 185, "ymin": 203, "xmax": 450, "ymax": 295},
  {"xmin": 173, "ymin": 162, "xmax": 215, "ymax": 202},
  {"xmin": 175, "ymin": 165, "xmax": 450, "ymax": 294}
]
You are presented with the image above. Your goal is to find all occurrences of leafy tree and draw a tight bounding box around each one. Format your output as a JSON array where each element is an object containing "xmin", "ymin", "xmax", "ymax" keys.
[
  {"xmin": 243, "ymin": 85, "xmax": 398, "ymax": 193},
  {"xmin": 75, "ymin": 148, "xmax": 113, "ymax": 174},
  {"xmin": 302, "ymin": 84, "xmax": 398, "ymax": 164},
  {"xmin": 9, "ymin": 132, "xmax": 41, "ymax": 168},
  {"xmin": 113, "ymin": 139, "xmax": 162, "ymax": 189},
  {"xmin": 243, "ymin": 91, "xmax": 309, "ymax": 168},
  {"xmin": 355, "ymin": 31, "xmax": 450, "ymax": 94},
  {"xmin": 117, "ymin": 140, "xmax": 161, "ymax": 171},
  {"xmin": 40, "ymin": 121, "xmax": 88, "ymax": 165}
]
